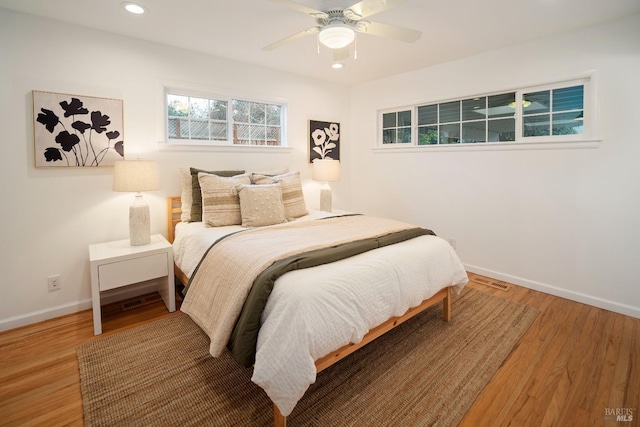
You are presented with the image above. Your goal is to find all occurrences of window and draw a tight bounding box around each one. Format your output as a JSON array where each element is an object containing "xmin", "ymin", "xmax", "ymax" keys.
[
  {"xmin": 378, "ymin": 76, "xmax": 591, "ymax": 148},
  {"xmin": 166, "ymin": 91, "xmax": 286, "ymax": 147},
  {"xmin": 522, "ymin": 85, "xmax": 584, "ymax": 138},
  {"xmin": 382, "ymin": 109, "xmax": 412, "ymax": 144}
]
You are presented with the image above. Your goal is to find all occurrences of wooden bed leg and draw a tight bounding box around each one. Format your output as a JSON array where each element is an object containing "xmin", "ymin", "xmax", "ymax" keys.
[
  {"xmin": 443, "ymin": 287, "xmax": 452, "ymax": 322},
  {"xmin": 274, "ymin": 404, "xmax": 287, "ymax": 427}
]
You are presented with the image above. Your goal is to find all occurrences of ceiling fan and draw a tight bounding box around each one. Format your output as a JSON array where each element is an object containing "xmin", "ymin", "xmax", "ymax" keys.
[{"xmin": 263, "ymin": 0, "xmax": 421, "ymax": 59}]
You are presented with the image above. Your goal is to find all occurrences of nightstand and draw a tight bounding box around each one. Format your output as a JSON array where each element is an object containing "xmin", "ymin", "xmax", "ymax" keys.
[{"xmin": 89, "ymin": 234, "xmax": 176, "ymax": 335}]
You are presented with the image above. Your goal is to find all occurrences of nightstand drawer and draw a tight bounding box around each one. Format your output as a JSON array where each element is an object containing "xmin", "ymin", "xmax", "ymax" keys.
[{"xmin": 98, "ymin": 252, "xmax": 168, "ymax": 291}]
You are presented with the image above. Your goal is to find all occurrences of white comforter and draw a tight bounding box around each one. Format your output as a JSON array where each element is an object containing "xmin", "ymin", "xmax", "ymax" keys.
[{"xmin": 173, "ymin": 211, "xmax": 468, "ymax": 416}]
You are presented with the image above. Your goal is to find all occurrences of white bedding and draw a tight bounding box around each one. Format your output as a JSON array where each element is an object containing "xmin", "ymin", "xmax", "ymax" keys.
[{"xmin": 174, "ymin": 211, "xmax": 469, "ymax": 416}]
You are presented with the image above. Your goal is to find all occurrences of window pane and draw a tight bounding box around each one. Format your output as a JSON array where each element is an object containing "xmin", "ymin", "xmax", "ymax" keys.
[
  {"xmin": 488, "ymin": 118, "xmax": 515, "ymax": 142},
  {"xmin": 461, "ymin": 121, "xmax": 486, "ymax": 143},
  {"xmin": 552, "ymin": 112, "xmax": 584, "ymax": 135},
  {"xmin": 209, "ymin": 122, "xmax": 226, "ymax": 140},
  {"xmin": 266, "ymin": 105, "xmax": 281, "ymax": 125},
  {"xmin": 210, "ymin": 100, "xmax": 227, "ymax": 120},
  {"xmin": 439, "ymin": 101, "xmax": 460, "ymax": 123},
  {"xmin": 418, "ymin": 105, "xmax": 437, "ymax": 125},
  {"xmin": 439, "ymin": 123, "xmax": 460, "ymax": 144},
  {"xmin": 397, "ymin": 127, "xmax": 412, "ymax": 143},
  {"xmin": 189, "ymin": 119, "xmax": 209, "ymax": 140},
  {"xmin": 523, "ymin": 90, "xmax": 550, "ymax": 115},
  {"xmin": 266, "ymin": 126, "xmax": 280, "ymax": 144},
  {"xmin": 189, "ymin": 97, "xmax": 209, "ymax": 119},
  {"xmin": 382, "ymin": 129, "xmax": 396, "ymax": 144},
  {"xmin": 488, "ymin": 93, "xmax": 515, "ymax": 118},
  {"xmin": 462, "ymin": 97, "xmax": 486, "ymax": 121},
  {"xmin": 167, "ymin": 118, "xmax": 178, "ymax": 138},
  {"xmin": 232, "ymin": 100, "xmax": 249, "ymax": 123},
  {"xmin": 553, "ymin": 85, "xmax": 583, "ymax": 112},
  {"xmin": 398, "ymin": 110, "xmax": 411, "ymax": 127},
  {"xmin": 383, "ymin": 113, "xmax": 396, "ymax": 129},
  {"xmin": 250, "ymin": 103, "xmax": 266, "ymax": 124},
  {"xmin": 523, "ymin": 114, "xmax": 550, "ymax": 137},
  {"xmin": 167, "ymin": 95, "xmax": 188, "ymax": 117},
  {"xmin": 418, "ymin": 126, "xmax": 438, "ymax": 145}
]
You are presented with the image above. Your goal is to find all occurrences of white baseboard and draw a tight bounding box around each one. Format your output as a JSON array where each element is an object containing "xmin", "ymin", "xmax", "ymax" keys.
[
  {"xmin": 465, "ymin": 264, "xmax": 640, "ymax": 319},
  {"xmin": 0, "ymin": 282, "xmax": 160, "ymax": 332}
]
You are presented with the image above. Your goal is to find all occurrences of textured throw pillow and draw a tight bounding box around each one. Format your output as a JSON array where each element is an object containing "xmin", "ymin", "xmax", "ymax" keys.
[
  {"xmin": 190, "ymin": 168, "xmax": 245, "ymax": 222},
  {"xmin": 179, "ymin": 168, "xmax": 193, "ymax": 222},
  {"xmin": 198, "ymin": 172, "xmax": 251, "ymax": 227},
  {"xmin": 237, "ymin": 184, "xmax": 286, "ymax": 227},
  {"xmin": 253, "ymin": 171, "xmax": 308, "ymax": 219},
  {"xmin": 249, "ymin": 167, "xmax": 289, "ymax": 182}
]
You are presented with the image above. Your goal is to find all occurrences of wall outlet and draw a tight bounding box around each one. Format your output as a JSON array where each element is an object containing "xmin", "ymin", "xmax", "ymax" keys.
[
  {"xmin": 48, "ymin": 274, "xmax": 61, "ymax": 291},
  {"xmin": 447, "ymin": 238, "xmax": 457, "ymax": 250}
]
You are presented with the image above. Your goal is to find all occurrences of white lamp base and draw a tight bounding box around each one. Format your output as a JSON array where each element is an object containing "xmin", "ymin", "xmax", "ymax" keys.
[
  {"xmin": 320, "ymin": 183, "xmax": 332, "ymax": 212},
  {"xmin": 129, "ymin": 194, "xmax": 150, "ymax": 246}
]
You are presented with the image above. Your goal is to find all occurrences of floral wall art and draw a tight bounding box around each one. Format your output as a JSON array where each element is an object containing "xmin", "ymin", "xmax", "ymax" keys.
[
  {"xmin": 33, "ymin": 90, "xmax": 124, "ymax": 167},
  {"xmin": 309, "ymin": 120, "xmax": 340, "ymax": 163}
]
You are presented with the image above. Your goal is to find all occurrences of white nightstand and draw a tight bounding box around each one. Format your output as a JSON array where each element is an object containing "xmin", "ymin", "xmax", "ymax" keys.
[{"xmin": 89, "ymin": 234, "xmax": 176, "ymax": 335}]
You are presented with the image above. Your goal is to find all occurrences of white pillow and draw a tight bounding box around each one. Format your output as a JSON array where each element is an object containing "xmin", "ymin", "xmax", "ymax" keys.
[{"xmin": 179, "ymin": 168, "xmax": 192, "ymax": 222}]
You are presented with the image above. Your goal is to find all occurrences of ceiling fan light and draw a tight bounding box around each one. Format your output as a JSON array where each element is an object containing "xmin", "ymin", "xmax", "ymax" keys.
[{"xmin": 319, "ymin": 24, "xmax": 355, "ymax": 49}]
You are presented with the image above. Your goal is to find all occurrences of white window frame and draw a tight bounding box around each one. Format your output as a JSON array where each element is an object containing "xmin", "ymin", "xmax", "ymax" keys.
[
  {"xmin": 164, "ymin": 88, "xmax": 288, "ymax": 149},
  {"xmin": 376, "ymin": 73, "xmax": 598, "ymax": 151}
]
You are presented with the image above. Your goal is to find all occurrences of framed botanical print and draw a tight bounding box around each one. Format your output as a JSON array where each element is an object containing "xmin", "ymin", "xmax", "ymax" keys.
[
  {"xmin": 33, "ymin": 90, "xmax": 124, "ymax": 167},
  {"xmin": 309, "ymin": 120, "xmax": 340, "ymax": 163}
]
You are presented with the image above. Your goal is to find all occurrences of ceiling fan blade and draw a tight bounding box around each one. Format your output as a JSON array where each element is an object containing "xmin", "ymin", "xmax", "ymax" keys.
[
  {"xmin": 262, "ymin": 27, "xmax": 320, "ymax": 51},
  {"xmin": 344, "ymin": 0, "xmax": 405, "ymax": 19},
  {"xmin": 269, "ymin": 0, "xmax": 328, "ymax": 19},
  {"xmin": 361, "ymin": 21, "xmax": 421, "ymax": 43},
  {"xmin": 332, "ymin": 47, "xmax": 350, "ymax": 62}
]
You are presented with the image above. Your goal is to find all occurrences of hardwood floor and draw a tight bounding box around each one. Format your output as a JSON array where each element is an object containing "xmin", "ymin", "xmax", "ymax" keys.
[{"xmin": 0, "ymin": 273, "xmax": 638, "ymax": 426}]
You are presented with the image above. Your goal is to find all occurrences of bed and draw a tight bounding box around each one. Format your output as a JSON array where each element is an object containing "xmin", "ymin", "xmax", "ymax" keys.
[{"xmin": 166, "ymin": 170, "xmax": 468, "ymax": 426}]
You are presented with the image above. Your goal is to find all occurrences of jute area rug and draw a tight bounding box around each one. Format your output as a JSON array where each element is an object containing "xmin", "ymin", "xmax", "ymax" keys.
[{"xmin": 77, "ymin": 287, "xmax": 537, "ymax": 426}]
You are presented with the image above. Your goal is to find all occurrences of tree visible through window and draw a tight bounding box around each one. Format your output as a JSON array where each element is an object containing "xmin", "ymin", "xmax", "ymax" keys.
[{"xmin": 166, "ymin": 92, "xmax": 285, "ymax": 146}]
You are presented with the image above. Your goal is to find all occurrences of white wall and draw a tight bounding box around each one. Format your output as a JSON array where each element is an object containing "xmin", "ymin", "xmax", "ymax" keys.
[
  {"xmin": 348, "ymin": 14, "xmax": 640, "ymax": 318},
  {"xmin": 0, "ymin": 9, "xmax": 350, "ymax": 329}
]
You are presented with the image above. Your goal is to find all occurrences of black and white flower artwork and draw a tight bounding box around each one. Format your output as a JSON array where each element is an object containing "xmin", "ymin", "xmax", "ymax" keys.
[
  {"xmin": 309, "ymin": 120, "xmax": 340, "ymax": 163},
  {"xmin": 33, "ymin": 90, "xmax": 124, "ymax": 167}
]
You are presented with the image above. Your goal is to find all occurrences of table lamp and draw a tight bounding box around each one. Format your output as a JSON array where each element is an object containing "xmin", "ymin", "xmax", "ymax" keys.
[
  {"xmin": 312, "ymin": 159, "xmax": 340, "ymax": 212},
  {"xmin": 113, "ymin": 159, "xmax": 160, "ymax": 246}
]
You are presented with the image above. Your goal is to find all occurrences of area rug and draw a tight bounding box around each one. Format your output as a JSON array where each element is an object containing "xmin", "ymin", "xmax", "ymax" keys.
[{"xmin": 77, "ymin": 287, "xmax": 537, "ymax": 426}]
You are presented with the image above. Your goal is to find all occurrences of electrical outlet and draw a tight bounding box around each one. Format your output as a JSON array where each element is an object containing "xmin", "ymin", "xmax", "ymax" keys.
[{"xmin": 48, "ymin": 274, "xmax": 61, "ymax": 291}]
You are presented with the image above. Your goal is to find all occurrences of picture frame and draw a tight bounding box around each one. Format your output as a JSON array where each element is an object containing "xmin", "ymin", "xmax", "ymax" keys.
[
  {"xmin": 309, "ymin": 120, "xmax": 340, "ymax": 163},
  {"xmin": 33, "ymin": 90, "xmax": 124, "ymax": 167}
]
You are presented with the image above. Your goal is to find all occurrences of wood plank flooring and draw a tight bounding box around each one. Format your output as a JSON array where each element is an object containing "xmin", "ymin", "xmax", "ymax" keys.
[{"xmin": 0, "ymin": 273, "xmax": 638, "ymax": 426}]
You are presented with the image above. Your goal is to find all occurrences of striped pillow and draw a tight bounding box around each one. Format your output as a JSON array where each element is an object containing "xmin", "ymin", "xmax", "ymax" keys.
[
  {"xmin": 198, "ymin": 172, "xmax": 251, "ymax": 227},
  {"xmin": 252, "ymin": 171, "xmax": 308, "ymax": 219}
]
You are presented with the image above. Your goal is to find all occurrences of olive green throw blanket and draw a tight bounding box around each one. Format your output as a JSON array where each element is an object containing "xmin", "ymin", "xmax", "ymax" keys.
[{"xmin": 180, "ymin": 215, "xmax": 434, "ymax": 366}]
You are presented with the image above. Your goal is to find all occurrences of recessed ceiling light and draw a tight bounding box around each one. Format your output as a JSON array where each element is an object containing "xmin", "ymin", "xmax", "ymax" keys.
[
  {"xmin": 332, "ymin": 63, "xmax": 344, "ymax": 69},
  {"xmin": 122, "ymin": 2, "xmax": 145, "ymax": 14}
]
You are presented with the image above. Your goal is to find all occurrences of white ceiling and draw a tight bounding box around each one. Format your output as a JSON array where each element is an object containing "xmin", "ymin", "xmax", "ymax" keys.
[{"xmin": 1, "ymin": 0, "xmax": 639, "ymax": 86}]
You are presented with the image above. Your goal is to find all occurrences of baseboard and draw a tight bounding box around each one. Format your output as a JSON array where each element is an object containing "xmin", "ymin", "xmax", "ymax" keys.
[
  {"xmin": 0, "ymin": 282, "xmax": 160, "ymax": 332},
  {"xmin": 465, "ymin": 264, "xmax": 640, "ymax": 319}
]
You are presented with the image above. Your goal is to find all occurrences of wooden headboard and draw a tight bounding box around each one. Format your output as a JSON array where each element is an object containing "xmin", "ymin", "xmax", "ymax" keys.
[{"xmin": 167, "ymin": 196, "xmax": 182, "ymax": 244}]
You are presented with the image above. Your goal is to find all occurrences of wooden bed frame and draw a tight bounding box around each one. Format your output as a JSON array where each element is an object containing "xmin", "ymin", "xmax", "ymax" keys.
[{"xmin": 167, "ymin": 197, "xmax": 453, "ymax": 427}]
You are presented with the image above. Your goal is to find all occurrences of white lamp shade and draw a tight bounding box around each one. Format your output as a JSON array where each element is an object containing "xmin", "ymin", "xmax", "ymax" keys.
[
  {"xmin": 319, "ymin": 24, "xmax": 355, "ymax": 49},
  {"xmin": 312, "ymin": 159, "xmax": 340, "ymax": 182},
  {"xmin": 113, "ymin": 160, "xmax": 160, "ymax": 192}
]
